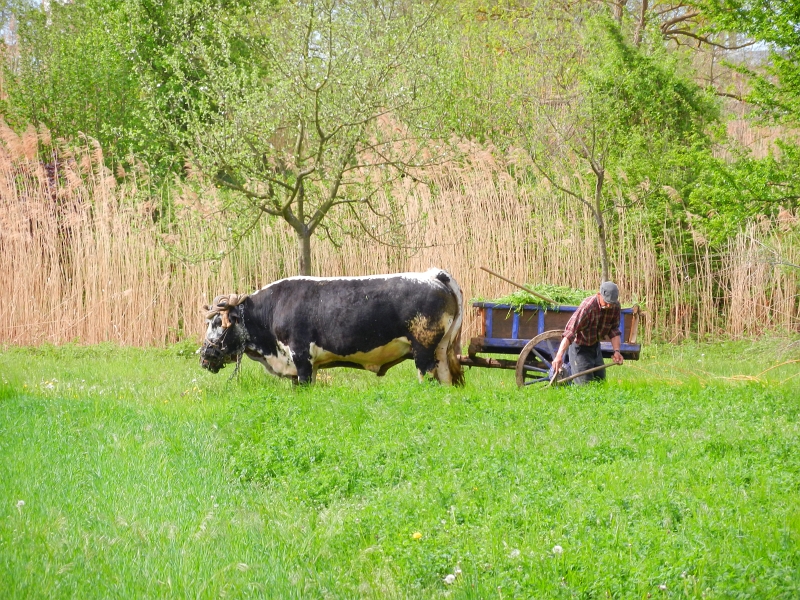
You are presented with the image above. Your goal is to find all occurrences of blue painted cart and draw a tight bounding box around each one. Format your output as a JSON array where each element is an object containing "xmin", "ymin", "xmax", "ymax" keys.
[{"xmin": 459, "ymin": 302, "xmax": 642, "ymax": 387}]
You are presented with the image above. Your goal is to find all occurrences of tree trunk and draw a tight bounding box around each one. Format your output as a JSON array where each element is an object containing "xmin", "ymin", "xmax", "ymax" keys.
[
  {"xmin": 613, "ymin": 0, "xmax": 627, "ymax": 24},
  {"xmin": 298, "ymin": 228, "xmax": 312, "ymax": 276},
  {"xmin": 593, "ymin": 168, "xmax": 610, "ymax": 283},
  {"xmin": 634, "ymin": 0, "xmax": 648, "ymax": 47}
]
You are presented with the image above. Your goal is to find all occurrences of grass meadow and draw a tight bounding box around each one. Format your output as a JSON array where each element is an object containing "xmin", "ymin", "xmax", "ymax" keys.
[{"xmin": 1, "ymin": 340, "xmax": 799, "ymax": 599}]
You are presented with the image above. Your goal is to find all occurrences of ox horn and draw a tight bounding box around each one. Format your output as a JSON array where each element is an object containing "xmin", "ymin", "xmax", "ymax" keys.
[{"xmin": 204, "ymin": 293, "xmax": 250, "ymax": 328}]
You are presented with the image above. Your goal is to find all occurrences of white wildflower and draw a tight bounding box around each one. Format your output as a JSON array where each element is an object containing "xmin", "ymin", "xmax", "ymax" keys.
[
  {"xmin": 552, "ymin": 545, "xmax": 563, "ymax": 555},
  {"xmin": 444, "ymin": 574, "xmax": 456, "ymax": 585},
  {"xmin": 659, "ymin": 584, "xmax": 667, "ymax": 591},
  {"xmin": 509, "ymin": 548, "xmax": 521, "ymax": 559}
]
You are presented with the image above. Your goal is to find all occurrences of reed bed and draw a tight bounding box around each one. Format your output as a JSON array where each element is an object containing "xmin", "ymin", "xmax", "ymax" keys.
[{"xmin": 1, "ymin": 123, "xmax": 797, "ymax": 347}]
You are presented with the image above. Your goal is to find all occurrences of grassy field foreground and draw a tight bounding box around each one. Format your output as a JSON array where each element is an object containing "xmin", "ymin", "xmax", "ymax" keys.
[{"xmin": 1, "ymin": 340, "xmax": 799, "ymax": 599}]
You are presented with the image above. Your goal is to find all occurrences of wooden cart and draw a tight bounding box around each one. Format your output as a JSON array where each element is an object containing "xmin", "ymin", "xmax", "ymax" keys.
[{"xmin": 459, "ymin": 302, "xmax": 642, "ymax": 387}]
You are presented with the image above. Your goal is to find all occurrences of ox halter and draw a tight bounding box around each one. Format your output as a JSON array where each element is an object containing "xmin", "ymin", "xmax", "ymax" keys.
[{"xmin": 203, "ymin": 293, "xmax": 250, "ymax": 380}]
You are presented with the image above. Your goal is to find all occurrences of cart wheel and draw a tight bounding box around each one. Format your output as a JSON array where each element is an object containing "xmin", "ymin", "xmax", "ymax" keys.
[{"xmin": 515, "ymin": 330, "xmax": 568, "ymax": 388}]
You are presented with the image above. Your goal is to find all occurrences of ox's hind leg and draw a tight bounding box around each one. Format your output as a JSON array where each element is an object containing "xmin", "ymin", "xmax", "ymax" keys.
[{"xmin": 411, "ymin": 341, "xmax": 438, "ymax": 383}]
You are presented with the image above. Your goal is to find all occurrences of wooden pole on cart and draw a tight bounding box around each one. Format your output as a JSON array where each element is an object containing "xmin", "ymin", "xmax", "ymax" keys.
[
  {"xmin": 550, "ymin": 362, "xmax": 620, "ymax": 386},
  {"xmin": 479, "ymin": 266, "xmax": 557, "ymax": 305}
]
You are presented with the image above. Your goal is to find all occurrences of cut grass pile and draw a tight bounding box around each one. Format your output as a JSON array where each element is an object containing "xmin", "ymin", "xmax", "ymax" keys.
[
  {"xmin": 1, "ymin": 339, "xmax": 799, "ymax": 598},
  {"xmin": 473, "ymin": 284, "xmax": 639, "ymax": 311}
]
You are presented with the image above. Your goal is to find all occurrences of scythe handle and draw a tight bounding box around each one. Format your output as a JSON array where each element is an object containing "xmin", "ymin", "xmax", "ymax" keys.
[{"xmin": 550, "ymin": 362, "xmax": 620, "ymax": 386}]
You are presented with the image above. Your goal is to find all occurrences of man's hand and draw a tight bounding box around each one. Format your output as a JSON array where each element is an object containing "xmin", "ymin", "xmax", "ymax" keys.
[
  {"xmin": 550, "ymin": 337, "xmax": 571, "ymax": 379},
  {"xmin": 551, "ymin": 354, "xmax": 564, "ymax": 377},
  {"xmin": 610, "ymin": 336, "xmax": 624, "ymax": 366}
]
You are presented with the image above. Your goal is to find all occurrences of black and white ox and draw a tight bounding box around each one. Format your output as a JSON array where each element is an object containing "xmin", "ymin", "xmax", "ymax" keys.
[{"xmin": 199, "ymin": 268, "xmax": 464, "ymax": 385}]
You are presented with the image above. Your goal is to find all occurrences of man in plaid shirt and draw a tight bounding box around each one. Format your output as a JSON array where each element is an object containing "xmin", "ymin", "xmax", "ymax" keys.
[{"xmin": 551, "ymin": 281, "xmax": 624, "ymax": 384}]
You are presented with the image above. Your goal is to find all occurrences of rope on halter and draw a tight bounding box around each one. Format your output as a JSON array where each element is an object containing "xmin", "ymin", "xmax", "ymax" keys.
[
  {"xmin": 228, "ymin": 352, "xmax": 243, "ymax": 382},
  {"xmin": 204, "ymin": 293, "xmax": 250, "ymax": 329}
]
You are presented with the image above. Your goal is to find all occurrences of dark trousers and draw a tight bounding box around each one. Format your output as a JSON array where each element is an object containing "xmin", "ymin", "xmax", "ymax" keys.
[{"xmin": 568, "ymin": 342, "xmax": 605, "ymax": 385}]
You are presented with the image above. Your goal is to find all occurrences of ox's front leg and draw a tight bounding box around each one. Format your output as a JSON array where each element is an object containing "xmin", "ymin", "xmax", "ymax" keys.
[{"xmin": 294, "ymin": 350, "xmax": 315, "ymax": 385}]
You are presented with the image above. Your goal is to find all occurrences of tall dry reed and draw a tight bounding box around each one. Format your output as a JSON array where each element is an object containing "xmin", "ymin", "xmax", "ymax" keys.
[{"xmin": 1, "ymin": 123, "xmax": 798, "ymax": 347}]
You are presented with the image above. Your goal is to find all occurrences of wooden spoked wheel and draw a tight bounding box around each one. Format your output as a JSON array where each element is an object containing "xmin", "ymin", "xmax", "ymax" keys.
[{"xmin": 515, "ymin": 330, "xmax": 568, "ymax": 388}]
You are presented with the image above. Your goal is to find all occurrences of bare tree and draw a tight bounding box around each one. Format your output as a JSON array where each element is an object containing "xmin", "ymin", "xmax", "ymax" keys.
[
  {"xmin": 163, "ymin": 0, "xmax": 448, "ymax": 275},
  {"xmin": 523, "ymin": 17, "xmax": 716, "ymax": 282},
  {"xmin": 530, "ymin": 95, "xmax": 615, "ymax": 282}
]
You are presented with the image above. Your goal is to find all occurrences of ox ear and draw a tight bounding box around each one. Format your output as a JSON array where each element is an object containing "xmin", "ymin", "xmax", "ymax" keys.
[{"xmin": 227, "ymin": 305, "xmax": 243, "ymax": 325}]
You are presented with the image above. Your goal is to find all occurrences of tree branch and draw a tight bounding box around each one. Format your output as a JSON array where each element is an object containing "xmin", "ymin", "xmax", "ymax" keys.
[
  {"xmin": 659, "ymin": 10, "xmax": 700, "ymax": 32},
  {"xmin": 654, "ymin": 3, "xmax": 691, "ymax": 18},
  {"xmin": 529, "ymin": 157, "xmax": 596, "ymax": 213},
  {"xmin": 663, "ymin": 28, "xmax": 757, "ymax": 50},
  {"xmin": 345, "ymin": 203, "xmax": 441, "ymax": 251},
  {"xmin": 715, "ymin": 90, "xmax": 747, "ymax": 101},
  {"xmin": 307, "ymin": 143, "xmax": 355, "ymax": 233}
]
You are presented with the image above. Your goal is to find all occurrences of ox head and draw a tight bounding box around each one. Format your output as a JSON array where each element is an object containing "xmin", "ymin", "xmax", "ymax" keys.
[{"xmin": 199, "ymin": 294, "xmax": 249, "ymax": 373}]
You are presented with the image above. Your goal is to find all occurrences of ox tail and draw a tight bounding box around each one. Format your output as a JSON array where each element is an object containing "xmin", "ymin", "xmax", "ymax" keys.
[{"xmin": 434, "ymin": 270, "xmax": 465, "ymax": 387}]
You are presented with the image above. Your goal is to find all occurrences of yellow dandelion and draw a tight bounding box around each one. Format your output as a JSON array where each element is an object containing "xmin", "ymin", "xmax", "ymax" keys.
[{"xmin": 412, "ymin": 531, "xmax": 423, "ymax": 540}]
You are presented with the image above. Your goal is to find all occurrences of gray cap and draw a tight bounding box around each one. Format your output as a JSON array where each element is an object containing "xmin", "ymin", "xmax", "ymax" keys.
[{"xmin": 599, "ymin": 281, "xmax": 619, "ymax": 305}]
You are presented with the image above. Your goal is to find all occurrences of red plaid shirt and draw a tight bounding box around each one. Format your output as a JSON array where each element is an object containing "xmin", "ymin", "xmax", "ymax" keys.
[{"xmin": 563, "ymin": 294, "xmax": 621, "ymax": 346}]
